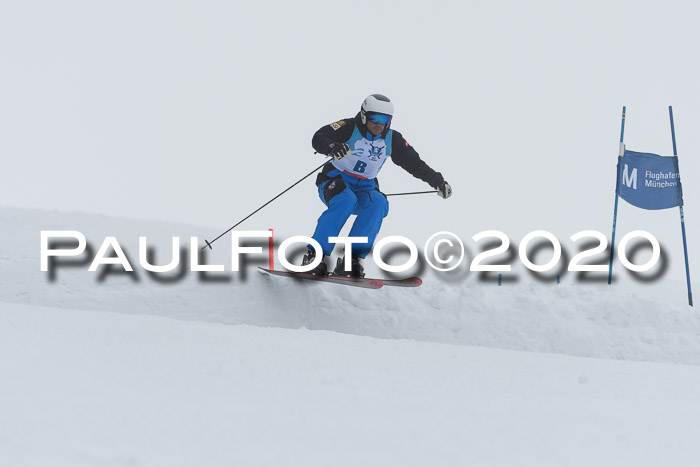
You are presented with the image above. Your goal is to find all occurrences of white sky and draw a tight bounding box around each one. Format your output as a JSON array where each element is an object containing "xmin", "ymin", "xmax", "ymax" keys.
[{"xmin": 2, "ymin": 0, "xmax": 698, "ymax": 287}]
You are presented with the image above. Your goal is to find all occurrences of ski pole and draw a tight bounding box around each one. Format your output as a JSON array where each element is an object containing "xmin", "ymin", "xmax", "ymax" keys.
[
  {"xmin": 385, "ymin": 190, "xmax": 438, "ymax": 197},
  {"xmin": 202, "ymin": 158, "xmax": 332, "ymax": 250}
]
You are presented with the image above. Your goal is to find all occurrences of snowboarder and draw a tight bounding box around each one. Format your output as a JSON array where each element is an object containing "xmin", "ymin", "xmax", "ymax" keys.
[{"xmin": 303, "ymin": 94, "xmax": 452, "ymax": 277}]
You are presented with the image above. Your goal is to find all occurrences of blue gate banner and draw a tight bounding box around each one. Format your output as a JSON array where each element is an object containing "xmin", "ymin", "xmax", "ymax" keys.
[{"xmin": 616, "ymin": 149, "xmax": 683, "ymax": 210}]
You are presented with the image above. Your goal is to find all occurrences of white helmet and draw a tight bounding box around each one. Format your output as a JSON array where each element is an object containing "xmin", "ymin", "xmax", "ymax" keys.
[{"xmin": 360, "ymin": 94, "xmax": 394, "ymax": 125}]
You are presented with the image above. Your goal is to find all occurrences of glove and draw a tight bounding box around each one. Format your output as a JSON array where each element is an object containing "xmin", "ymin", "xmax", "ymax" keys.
[
  {"xmin": 437, "ymin": 181, "xmax": 452, "ymax": 199},
  {"xmin": 328, "ymin": 142, "xmax": 351, "ymax": 160}
]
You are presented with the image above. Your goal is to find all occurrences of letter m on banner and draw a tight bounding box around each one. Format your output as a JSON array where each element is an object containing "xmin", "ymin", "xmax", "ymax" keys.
[{"xmin": 621, "ymin": 164, "xmax": 637, "ymax": 189}]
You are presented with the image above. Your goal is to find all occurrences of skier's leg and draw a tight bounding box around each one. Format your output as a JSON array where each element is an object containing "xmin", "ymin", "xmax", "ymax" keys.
[
  {"xmin": 311, "ymin": 181, "xmax": 357, "ymax": 256},
  {"xmin": 347, "ymin": 189, "xmax": 389, "ymax": 258}
]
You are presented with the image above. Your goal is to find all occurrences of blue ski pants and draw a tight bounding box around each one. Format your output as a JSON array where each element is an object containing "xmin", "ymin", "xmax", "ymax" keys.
[{"xmin": 311, "ymin": 170, "xmax": 389, "ymax": 258}]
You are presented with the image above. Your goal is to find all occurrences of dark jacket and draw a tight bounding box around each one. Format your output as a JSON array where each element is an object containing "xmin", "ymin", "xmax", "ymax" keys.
[{"xmin": 312, "ymin": 113, "xmax": 445, "ymax": 188}]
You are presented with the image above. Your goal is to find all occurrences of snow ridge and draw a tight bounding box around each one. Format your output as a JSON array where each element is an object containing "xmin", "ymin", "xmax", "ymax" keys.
[{"xmin": 3, "ymin": 206, "xmax": 699, "ymax": 365}]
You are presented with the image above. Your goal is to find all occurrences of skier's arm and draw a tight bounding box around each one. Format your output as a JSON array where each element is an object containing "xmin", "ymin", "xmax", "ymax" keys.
[
  {"xmin": 391, "ymin": 131, "xmax": 445, "ymax": 188},
  {"xmin": 312, "ymin": 118, "xmax": 355, "ymax": 155}
]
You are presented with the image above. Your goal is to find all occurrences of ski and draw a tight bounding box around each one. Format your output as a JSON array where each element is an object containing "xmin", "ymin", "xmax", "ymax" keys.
[
  {"xmin": 381, "ymin": 277, "xmax": 422, "ymax": 287},
  {"xmin": 330, "ymin": 274, "xmax": 422, "ymax": 288},
  {"xmin": 258, "ymin": 268, "xmax": 383, "ymax": 289}
]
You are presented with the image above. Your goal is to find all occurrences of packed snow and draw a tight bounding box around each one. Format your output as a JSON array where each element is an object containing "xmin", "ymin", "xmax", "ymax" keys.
[
  {"xmin": 2, "ymin": 207, "xmax": 700, "ymax": 466},
  {"xmin": 3, "ymin": 302, "xmax": 700, "ymax": 467}
]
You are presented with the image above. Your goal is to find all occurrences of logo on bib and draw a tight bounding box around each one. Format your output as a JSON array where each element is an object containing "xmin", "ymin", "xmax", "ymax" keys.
[{"xmin": 368, "ymin": 142, "xmax": 384, "ymax": 161}]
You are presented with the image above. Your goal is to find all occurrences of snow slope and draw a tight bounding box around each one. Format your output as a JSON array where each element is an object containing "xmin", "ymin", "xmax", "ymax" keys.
[
  {"xmin": 3, "ymin": 206, "xmax": 700, "ymax": 466},
  {"xmin": 3, "ymin": 302, "xmax": 700, "ymax": 467}
]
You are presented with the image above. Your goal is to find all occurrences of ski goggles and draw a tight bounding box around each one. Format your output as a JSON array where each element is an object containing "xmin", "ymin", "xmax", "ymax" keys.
[{"xmin": 367, "ymin": 113, "xmax": 392, "ymax": 125}]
